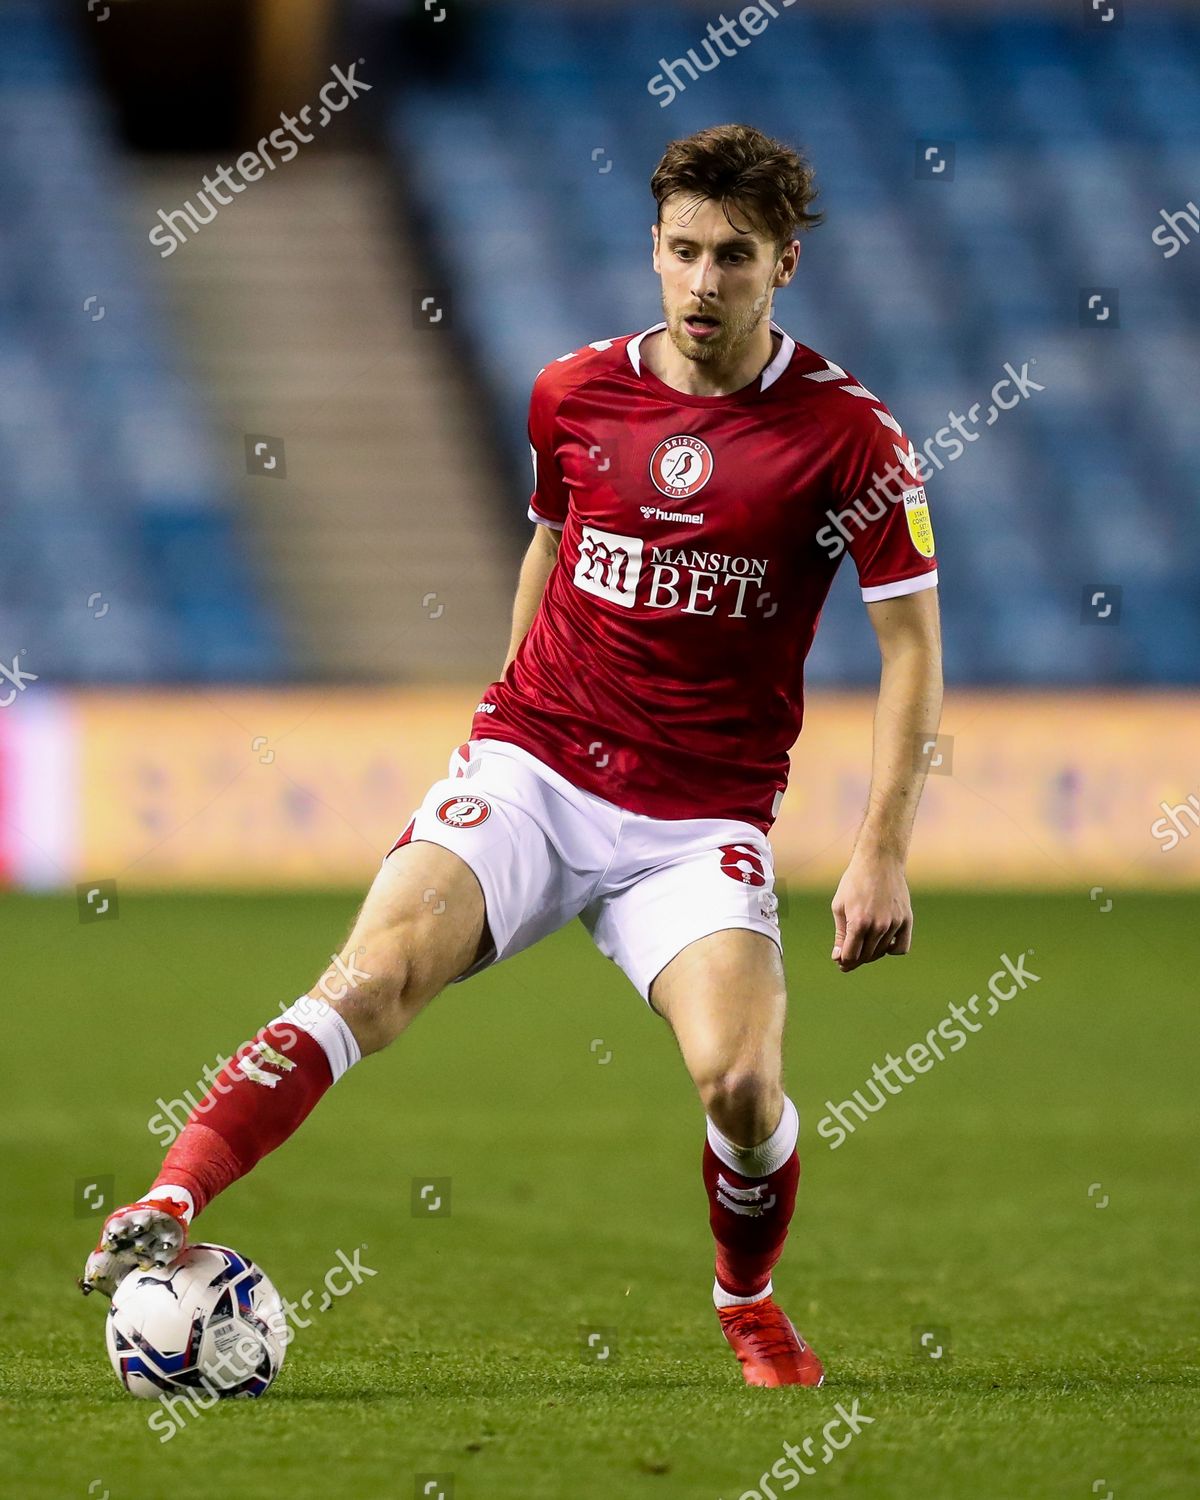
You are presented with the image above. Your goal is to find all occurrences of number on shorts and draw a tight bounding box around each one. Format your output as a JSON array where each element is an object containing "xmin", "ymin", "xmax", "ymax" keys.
[{"xmin": 718, "ymin": 842, "xmax": 767, "ymax": 888}]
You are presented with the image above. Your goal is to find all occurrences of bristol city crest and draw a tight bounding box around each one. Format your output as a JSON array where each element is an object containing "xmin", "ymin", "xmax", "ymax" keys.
[
  {"xmin": 649, "ymin": 435, "xmax": 714, "ymax": 499},
  {"xmin": 435, "ymin": 795, "xmax": 491, "ymax": 828}
]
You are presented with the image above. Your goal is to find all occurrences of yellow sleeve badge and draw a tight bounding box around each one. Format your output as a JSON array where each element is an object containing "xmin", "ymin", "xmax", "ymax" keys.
[{"xmin": 902, "ymin": 486, "xmax": 935, "ymax": 559}]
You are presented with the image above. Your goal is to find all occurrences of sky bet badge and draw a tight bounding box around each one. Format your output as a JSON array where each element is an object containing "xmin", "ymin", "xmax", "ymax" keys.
[{"xmin": 903, "ymin": 487, "xmax": 935, "ymax": 558}]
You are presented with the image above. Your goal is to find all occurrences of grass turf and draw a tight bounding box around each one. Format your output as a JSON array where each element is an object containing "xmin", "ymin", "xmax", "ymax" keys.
[{"xmin": 1, "ymin": 889, "xmax": 1196, "ymax": 1499}]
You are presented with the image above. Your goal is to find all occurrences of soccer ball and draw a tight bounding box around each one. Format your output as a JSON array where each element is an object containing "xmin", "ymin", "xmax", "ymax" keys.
[{"xmin": 106, "ymin": 1243, "xmax": 287, "ymax": 1400}]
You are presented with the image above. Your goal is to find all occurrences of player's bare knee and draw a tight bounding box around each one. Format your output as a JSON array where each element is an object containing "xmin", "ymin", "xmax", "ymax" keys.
[
  {"xmin": 313, "ymin": 930, "xmax": 435, "ymax": 1056},
  {"xmin": 698, "ymin": 1064, "xmax": 783, "ymax": 1145}
]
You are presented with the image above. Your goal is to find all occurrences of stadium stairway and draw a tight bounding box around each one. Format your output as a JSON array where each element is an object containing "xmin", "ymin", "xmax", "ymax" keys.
[{"xmin": 135, "ymin": 150, "xmax": 515, "ymax": 683}]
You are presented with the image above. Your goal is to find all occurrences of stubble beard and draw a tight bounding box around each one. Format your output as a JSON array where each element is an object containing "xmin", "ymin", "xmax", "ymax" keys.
[{"xmin": 662, "ymin": 284, "xmax": 773, "ymax": 366}]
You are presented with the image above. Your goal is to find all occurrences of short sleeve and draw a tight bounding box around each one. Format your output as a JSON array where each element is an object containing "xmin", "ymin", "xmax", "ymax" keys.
[
  {"xmin": 829, "ymin": 390, "xmax": 938, "ymax": 603},
  {"xmin": 526, "ymin": 371, "xmax": 568, "ymax": 530}
]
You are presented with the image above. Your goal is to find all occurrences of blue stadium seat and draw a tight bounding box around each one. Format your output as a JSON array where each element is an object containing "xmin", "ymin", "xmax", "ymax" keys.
[{"xmin": 0, "ymin": 2, "xmax": 285, "ymax": 682}]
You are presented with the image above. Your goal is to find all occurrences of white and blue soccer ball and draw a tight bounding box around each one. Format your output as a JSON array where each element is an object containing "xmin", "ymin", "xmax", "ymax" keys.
[{"xmin": 106, "ymin": 1244, "xmax": 287, "ymax": 1400}]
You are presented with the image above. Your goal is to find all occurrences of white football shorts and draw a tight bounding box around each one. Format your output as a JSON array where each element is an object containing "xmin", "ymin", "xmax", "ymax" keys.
[{"xmin": 385, "ymin": 737, "xmax": 782, "ymax": 1006}]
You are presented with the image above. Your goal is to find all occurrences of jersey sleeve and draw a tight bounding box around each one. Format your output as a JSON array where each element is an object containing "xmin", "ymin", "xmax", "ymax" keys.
[
  {"xmin": 526, "ymin": 370, "xmax": 568, "ymax": 530},
  {"xmin": 828, "ymin": 389, "xmax": 938, "ymax": 603}
]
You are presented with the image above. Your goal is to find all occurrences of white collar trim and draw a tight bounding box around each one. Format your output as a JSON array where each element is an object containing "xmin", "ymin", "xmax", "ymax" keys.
[{"xmin": 626, "ymin": 320, "xmax": 795, "ymax": 392}]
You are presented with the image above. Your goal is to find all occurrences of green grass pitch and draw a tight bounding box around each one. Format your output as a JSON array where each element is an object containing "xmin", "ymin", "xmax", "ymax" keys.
[{"xmin": 2, "ymin": 889, "xmax": 1197, "ymax": 1499}]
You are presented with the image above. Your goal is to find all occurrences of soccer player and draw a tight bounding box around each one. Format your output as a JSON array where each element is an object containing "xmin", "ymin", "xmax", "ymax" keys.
[{"xmin": 82, "ymin": 123, "xmax": 942, "ymax": 1388}]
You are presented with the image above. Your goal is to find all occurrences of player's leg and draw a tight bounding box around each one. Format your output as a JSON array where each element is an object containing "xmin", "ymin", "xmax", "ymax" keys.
[
  {"xmin": 650, "ymin": 928, "xmax": 821, "ymax": 1387},
  {"xmin": 650, "ymin": 928, "xmax": 800, "ymax": 1306},
  {"xmin": 81, "ymin": 839, "xmax": 487, "ymax": 1295},
  {"xmin": 306, "ymin": 836, "xmax": 492, "ymax": 1055},
  {"xmin": 83, "ymin": 739, "xmax": 613, "ymax": 1298},
  {"xmin": 651, "ymin": 925, "xmax": 787, "ymax": 1142},
  {"xmin": 582, "ymin": 822, "xmax": 821, "ymax": 1385}
]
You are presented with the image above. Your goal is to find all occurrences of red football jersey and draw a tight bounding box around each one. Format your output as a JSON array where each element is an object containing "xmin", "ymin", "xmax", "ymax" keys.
[{"xmin": 472, "ymin": 320, "xmax": 938, "ymax": 831}]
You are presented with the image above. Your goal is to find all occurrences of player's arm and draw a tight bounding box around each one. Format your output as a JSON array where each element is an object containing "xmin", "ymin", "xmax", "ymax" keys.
[
  {"xmin": 502, "ymin": 523, "xmax": 560, "ymax": 672},
  {"xmin": 831, "ymin": 587, "xmax": 943, "ymax": 973}
]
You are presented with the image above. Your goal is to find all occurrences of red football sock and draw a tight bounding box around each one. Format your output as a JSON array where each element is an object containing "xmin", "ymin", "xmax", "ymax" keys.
[
  {"xmin": 702, "ymin": 1096, "xmax": 801, "ymax": 1301},
  {"xmin": 148, "ymin": 999, "xmax": 359, "ymax": 1218}
]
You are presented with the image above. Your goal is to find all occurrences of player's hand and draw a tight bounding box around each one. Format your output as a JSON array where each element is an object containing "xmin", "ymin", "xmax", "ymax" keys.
[{"xmin": 830, "ymin": 852, "xmax": 912, "ymax": 972}]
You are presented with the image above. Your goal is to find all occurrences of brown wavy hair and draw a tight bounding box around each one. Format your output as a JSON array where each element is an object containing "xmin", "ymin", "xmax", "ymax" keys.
[{"xmin": 650, "ymin": 123, "xmax": 823, "ymax": 255}]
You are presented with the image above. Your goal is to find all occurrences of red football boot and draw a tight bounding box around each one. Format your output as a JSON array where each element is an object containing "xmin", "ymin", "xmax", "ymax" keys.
[
  {"xmin": 717, "ymin": 1296, "xmax": 824, "ymax": 1387},
  {"xmin": 79, "ymin": 1194, "xmax": 191, "ymax": 1297}
]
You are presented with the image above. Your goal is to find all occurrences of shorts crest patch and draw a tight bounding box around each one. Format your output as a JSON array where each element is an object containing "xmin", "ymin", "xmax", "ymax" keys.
[{"xmin": 436, "ymin": 795, "xmax": 491, "ymax": 828}]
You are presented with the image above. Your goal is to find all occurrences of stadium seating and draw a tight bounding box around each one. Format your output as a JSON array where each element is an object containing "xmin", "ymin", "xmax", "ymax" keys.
[
  {"xmin": 386, "ymin": 4, "xmax": 1200, "ymax": 686},
  {"xmin": 0, "ymin": 2, "xmax": 284, "ymax": 681},
  {"xmin": 4, "ymin": 2, "xmax": 1197, "ymax": 688}
]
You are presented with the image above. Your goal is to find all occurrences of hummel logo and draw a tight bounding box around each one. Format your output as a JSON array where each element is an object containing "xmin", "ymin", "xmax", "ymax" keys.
[
  {"xmin": 640, "ymin": 504, "xmax": 703, "ymax": 525},
  {"xmin": 716, "ymin": 1172, "xmax": 777, "ymax": 1216}
]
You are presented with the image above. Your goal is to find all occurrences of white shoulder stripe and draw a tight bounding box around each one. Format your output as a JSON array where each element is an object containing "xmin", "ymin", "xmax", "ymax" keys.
[
  {"xmin": 894, "ymin": 442, "xmax": 922, "ymax": 478},
  {"xmin": 802, "ymin": 357, "xmax": 848, "ymax": 383},
  {"xmin": 804, "ymin": 358, "xmax": 914, "ymax": 459}
]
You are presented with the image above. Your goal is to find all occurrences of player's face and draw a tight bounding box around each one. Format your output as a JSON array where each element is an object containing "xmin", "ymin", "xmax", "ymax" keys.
[{"xmin": 652, "ymin": 194, "xmax": 796, "ymax": 365}]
